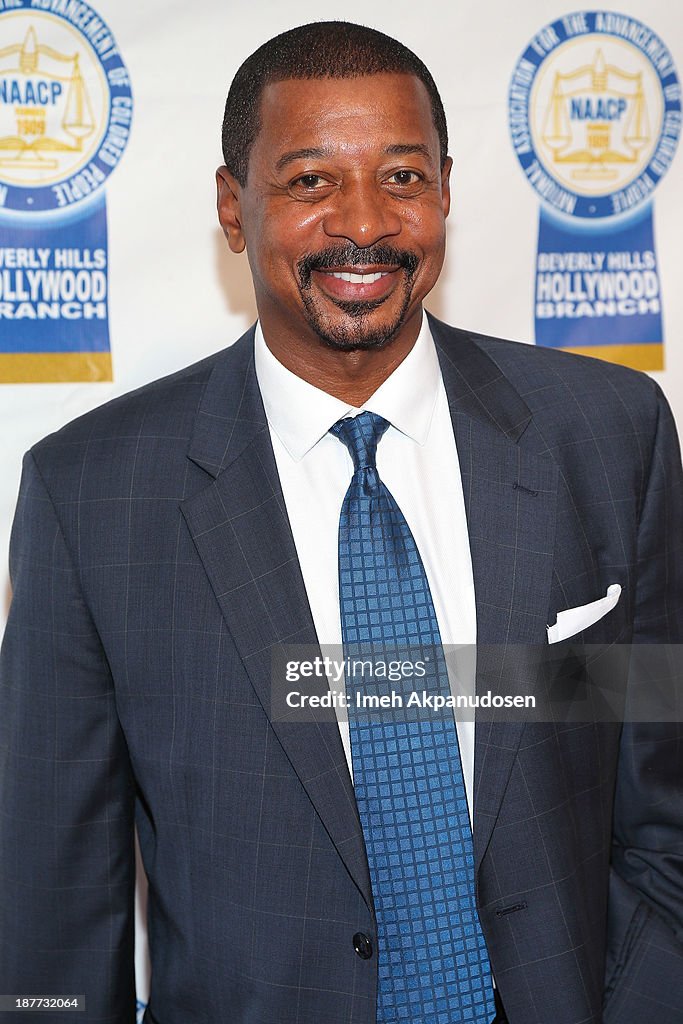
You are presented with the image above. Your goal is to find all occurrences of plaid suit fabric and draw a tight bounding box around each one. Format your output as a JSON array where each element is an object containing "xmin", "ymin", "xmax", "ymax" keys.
[
  {"xmin": 1, "ymin": 316, "xmax": 681, "ymax": 1024},
  {"xmin": 332, "ymin": 411, "xmax": 494, "ymax": 1023}
]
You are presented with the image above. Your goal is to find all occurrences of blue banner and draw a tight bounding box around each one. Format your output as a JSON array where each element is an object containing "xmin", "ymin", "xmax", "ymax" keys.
[
  {"xmin": 0, "ymin": 196, "xmax": 109, "ymax": 353},
  {"xmin": 535, "ymin": 202, "xmax": 662, "ymax": 363}
]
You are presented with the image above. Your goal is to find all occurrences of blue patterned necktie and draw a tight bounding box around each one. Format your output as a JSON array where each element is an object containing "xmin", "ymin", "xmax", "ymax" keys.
[{"xmin": 331, "ymin": 410, "xmax": 495, "ymax": 1024}]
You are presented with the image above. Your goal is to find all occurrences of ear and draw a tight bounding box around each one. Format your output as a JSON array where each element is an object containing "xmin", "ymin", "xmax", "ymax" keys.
[
  {"xmin": 440, "ymin": 156, "xmax": 453, "ymax": 218},
  {"xmin": 216, "ymin": 165, "xmax": 246, "ymax": 253}
]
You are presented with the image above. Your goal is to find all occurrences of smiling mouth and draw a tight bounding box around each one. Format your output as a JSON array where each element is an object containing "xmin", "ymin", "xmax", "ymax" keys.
[
  {"xmin": 313, "ymin": 266, "xmax": 400, "ymax": 303},
  {"xmin": 324, "ymin": 270, "xmax": 392, "ymax": 284},
  {"xmin": 298, "ymin": 246, "xmax": 418, "ymax": 294}
]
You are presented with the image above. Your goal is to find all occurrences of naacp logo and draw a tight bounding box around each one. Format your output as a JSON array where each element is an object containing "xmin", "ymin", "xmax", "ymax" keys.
[
  {"xmin": 0, "ymin": 3, "xmax": 132, "ymax": 213},
  {"xmin": 509, "ymin": 12, "xmax": 681, "ymax": 219}
]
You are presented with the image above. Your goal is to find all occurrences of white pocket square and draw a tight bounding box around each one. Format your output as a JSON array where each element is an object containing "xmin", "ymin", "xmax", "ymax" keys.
[{"xmin": 547, "ymin": 584, "xmax": 622, "ymax": 644}]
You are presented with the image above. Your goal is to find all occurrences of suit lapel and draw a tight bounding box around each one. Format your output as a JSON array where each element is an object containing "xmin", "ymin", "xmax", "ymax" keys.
[
  {"xmin": 181, "ymin": 328, "xmax": 372, "ymax": 909},
  {"xmin": 431, "ymin": 316, "xmax": 559, "ymax": 868}
]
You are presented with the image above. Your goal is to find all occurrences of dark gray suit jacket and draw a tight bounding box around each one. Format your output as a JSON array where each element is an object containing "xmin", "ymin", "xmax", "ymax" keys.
[{"xmin": 1, "ymin": 315, "xmax": 682, "ymax": 1023}]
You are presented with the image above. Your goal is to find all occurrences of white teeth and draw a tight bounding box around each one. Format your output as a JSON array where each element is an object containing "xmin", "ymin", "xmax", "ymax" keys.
[{"xmin": 329, "ymin": 271, "xmax": 388, "ymax": 283}]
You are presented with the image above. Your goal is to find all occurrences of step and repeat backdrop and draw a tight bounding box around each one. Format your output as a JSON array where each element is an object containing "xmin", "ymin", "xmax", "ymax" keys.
[{"xmin": 0, "ymin": 0, "xmax": 681, "ymax": 1015}]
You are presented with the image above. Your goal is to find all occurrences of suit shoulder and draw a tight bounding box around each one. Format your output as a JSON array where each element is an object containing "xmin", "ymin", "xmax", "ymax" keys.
[
  {"xmin": 32, "ymin": 333, "xmax": 251, "ymax": 453},
  {"xmin": 33, "ymin": 351, "xmax": 215, "ymax": 454},
  {"xmin": 28, "ymin": 330, "xmax": 254, "ymax": 492},
  {"xmin": 432, "ymin": 316, "xmax": 662, "ymax": 427},
  {"xmin": 475, "ymin": 329, "xmax": 652, "ymax": 384}
]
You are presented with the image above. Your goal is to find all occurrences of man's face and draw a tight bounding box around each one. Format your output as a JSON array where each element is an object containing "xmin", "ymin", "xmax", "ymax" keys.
[{"xmin": 217, "ymin": 73, "xmax": 451, "ymax": 355}]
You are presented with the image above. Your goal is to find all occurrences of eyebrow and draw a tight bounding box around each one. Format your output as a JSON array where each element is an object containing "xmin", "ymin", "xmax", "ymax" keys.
[
  {"xmin": 275, "ymin": 147, "xmax": 331, "ymax": 173},
  {"xmin": 274, "ymin": 142, "xmax": 435, "ymax": 174},
  {"xmin": 384, "ymin": 143, "xmax": 434, "ymax": 162}
]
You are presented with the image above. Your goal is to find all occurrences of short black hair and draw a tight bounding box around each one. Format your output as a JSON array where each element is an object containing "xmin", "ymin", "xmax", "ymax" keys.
[{"xmin": 221, "ymin": 21, "xmax": 448, "ymax": 185}]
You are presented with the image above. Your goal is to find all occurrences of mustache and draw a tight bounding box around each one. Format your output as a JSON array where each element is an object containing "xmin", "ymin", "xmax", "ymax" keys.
[{"xmin": 297, "ymin": 244, "xmax": 419, "ymax": 287}]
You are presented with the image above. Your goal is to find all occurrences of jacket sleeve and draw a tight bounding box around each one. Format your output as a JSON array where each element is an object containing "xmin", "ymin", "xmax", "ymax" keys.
[
  {"xmin": 0, "ymin": 452, "xmax": 137, "ymax": 1023},
  {"xmin": 604, "ymin": 381, "xmax": 683, "ymax": 1024}
]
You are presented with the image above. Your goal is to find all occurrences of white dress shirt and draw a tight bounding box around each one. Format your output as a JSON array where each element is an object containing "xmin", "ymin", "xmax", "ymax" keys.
[{"xmin": 254, "ymin": 314, "xmax": 477, "ymax": 819}]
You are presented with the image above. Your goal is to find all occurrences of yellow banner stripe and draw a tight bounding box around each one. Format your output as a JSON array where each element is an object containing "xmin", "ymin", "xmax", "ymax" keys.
[
  {"xmin": 0, "ymin": 352, "xmax": 113, "ymax": 383},
  {"xmin": 558, "ymin": 343, "xmax": 663, "ymax": 372}
]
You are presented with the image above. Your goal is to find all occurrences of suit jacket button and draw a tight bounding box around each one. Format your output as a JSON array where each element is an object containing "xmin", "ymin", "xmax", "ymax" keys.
[{"xmin": 353, "ymin": 932, "xmax": 373, "ymax": 959}]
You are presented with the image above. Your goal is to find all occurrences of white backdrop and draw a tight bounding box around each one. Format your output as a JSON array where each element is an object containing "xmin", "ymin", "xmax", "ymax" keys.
[{"xmin": 0, "ymin": 1, "xmax": 681, "ymax": 1014}]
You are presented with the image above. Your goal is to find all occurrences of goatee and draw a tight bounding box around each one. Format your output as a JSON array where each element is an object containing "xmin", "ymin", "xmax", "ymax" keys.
[{"xmin": 297, "ymin": 243, "xmax": 418, "ymax": 351}]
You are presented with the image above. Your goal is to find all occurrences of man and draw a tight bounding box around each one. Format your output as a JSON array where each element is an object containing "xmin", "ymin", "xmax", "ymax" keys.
[{"xmin": 1, "ymin": 20, "xmax": 682, "ymax": 1024}]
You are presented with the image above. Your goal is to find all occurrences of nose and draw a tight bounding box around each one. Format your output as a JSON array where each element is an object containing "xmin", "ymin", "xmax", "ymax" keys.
[{"xmin": 322, "ymin": 178, "xmax": 402, "ymax": 248}]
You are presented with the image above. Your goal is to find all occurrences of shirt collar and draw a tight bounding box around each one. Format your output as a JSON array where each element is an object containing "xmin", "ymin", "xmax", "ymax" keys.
[{"xmin": 254, "ymin": 313, "xmax": 441, "ymax": 461}]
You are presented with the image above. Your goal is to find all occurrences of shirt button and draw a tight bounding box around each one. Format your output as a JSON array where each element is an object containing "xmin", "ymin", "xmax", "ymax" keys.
[{"xmin": 353, "ymin": 932, "xmax": 373, "ymax": 959}]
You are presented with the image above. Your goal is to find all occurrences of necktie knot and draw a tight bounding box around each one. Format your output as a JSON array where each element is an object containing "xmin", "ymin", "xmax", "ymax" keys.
[{"xmin": 329, "ymin": 410, "xmax": 390, "ymax": 472}]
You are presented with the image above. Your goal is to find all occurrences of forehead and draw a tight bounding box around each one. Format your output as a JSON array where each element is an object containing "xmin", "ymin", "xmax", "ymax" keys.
[{"xmin": 254, "ymin": 73, "xmax": 439, "ymax": 162}]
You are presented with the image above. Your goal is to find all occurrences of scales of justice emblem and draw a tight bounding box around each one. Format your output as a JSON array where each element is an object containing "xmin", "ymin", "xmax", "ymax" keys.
[
  {"xmin": 0, "ymin": 18, "xmax": 106, "ymax": 189},
  {"xmin": 530, "ymin": 36, "xmax": 663, "ymax": 200},
  {"xmin": 542, "ymin": 49, "xmax": 651, "ymax": 184}
]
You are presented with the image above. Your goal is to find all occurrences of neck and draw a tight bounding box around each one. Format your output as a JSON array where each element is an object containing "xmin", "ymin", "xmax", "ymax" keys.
[{"xmin": 261, "ymin": 319, "xmax": 422, "ymax": 407}]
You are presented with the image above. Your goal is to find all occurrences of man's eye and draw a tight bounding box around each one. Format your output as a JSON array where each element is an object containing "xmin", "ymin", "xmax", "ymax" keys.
[
  {"xmin": 389, "ymin": 170, "xmax": 421, "ymax": 186},
  {"xmin": 292, "ymin": 174, "xmax": 327, "ymax": 190}
]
